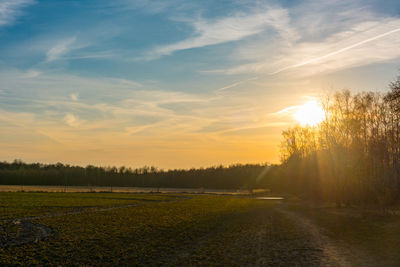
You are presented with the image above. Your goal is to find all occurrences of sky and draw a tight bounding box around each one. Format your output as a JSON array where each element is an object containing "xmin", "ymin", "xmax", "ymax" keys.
[{"xmin": 0, "ymin": 0, "xmax": 399, "ymax": 169}]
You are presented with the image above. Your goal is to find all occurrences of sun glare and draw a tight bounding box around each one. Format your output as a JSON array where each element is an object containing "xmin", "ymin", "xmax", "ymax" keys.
[{"xmin": 294, "ymin": 101, "xmax": 325, "ymax": 126}]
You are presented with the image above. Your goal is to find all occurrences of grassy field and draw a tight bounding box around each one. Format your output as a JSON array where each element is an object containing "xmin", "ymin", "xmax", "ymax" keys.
[
  {"xmin": 0, "ymin": 192, "xmax": 174, "ymax": 219},
  {"xmin": 1, "ymin": 192, "xmax": 400, "ymax": 266}
]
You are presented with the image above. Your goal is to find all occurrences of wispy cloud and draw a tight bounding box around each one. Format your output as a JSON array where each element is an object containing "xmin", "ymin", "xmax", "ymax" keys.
[
  {"xmin": 117, "ymin": 0, "xmax": 172, "ymax": 14},
  {"xmin": 214, "ymin": 76, "xmax": 259, "ymax": 94},
  {"xmin": 70, "ymin": 93, "xmax": 78, "ymax": 101},
  {"xmin": 63, "ymin": 113, "xmax": 83, "ymax": 127},
  {"xmin": 209, "ymin": 4, "xmax": 400, "ymax": 77},
  {"xmin": 0, "ymin": 68, "xmax": 300, "ymax": 167},
  {"xmin": 0, "ymin": 0, "xmax": 35, "ymax": 27},
  {"xmin": 1, "ymin": 0, "xmax": 399, "ymax": 167},
  {"xmin": 46, "ymin": 36, "xmax": 77, "ymax": 62},
  {"xmin": 271, "ymin": 21, "xmax": 400, "ymax": 75},
  {"xmin": 273, "ymin": 106, "xmax": 298, "ymax": 115},
  {"xmin": 23, "ymin": 69, "xmax": 41, "ymax": 78},
  {"xmin": 146, "ymin": 7, "xmax": 292, "ymax": 59},
  {"xmin": 62, "ymin": 51, "xmax": 116, "ymax": 60}
]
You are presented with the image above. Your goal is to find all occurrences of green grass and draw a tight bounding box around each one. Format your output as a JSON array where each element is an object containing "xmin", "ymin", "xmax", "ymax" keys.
[{"xmin": 0, "ymin": 192, "xmax": 173, "ymax": 219}]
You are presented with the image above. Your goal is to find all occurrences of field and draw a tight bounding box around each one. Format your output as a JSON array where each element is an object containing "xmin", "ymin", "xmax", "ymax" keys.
[{"xmin": 1, "ymin": 192, "xmax": 400, "ymax": 266}]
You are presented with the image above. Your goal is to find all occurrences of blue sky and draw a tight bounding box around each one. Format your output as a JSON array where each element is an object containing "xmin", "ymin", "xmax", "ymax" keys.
[{"xmin": 0, "ymin": 0, "xmax": 400, "ymax": 168}]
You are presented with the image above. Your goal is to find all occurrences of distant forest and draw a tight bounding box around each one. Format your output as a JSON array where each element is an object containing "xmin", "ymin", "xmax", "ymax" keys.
[
  {"xmin": 0, "ymin": 160, "xmax": 269, "ymax": 190},
  {"xmin": 269, "ymin": 73, "xmax": 400, "ymax": 206}
]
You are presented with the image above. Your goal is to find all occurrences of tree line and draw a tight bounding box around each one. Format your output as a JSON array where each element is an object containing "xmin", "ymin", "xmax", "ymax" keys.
[
  {"xmin": 269, "ymin": 73, "xmax": 400, "ymax": 206},
  {"xmin": 0, "ymin": 160, "xmax": 268, "ymax": 190}
]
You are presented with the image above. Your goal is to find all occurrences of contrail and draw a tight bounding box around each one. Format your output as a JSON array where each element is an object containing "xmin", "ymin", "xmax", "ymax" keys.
[
  {"xmin": 213, "ymin": 26, "xmax": 400, "ymax": 94},
  {"xmin": 271, "ymin": 27, "xmax": 400, "ymax": 75},
  {"xmin": 274, "ymin": 106, "xmax": 298, "ymax": 115},
  {"xmin": 214, "ymin": 76, "xmax": 259, "ymax": 93}
]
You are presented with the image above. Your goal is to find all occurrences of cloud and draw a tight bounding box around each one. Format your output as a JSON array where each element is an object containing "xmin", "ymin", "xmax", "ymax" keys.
[
  {"xmin": 0, "ymin": 68, "xmax": 282, "ymax": 142},
  {"xmin": 0, "ymin": 0, "xmax": 35, "ymax": 27},
  {"xmin": 70, "ymin": 93, "xmax": 78, "ymax": 101},
  {"xmin": 61, "ymin": 51, "xmax": 116, "ymax": 60},
  {"xmin": 0, "ymin": 109, "xmax": 62, "ymax": 147},
  {"xmin": 8, "ymin": 1, "xmax": 395, "ymax": 167},
  {"xmin": 273, "ymin": 106, "xmax": 298, "ymax": 115},
  {"xmin": 63, "ymin": 113, "xmax": 82, "ymax": 127},
  {"xmin": 0, "ymin": 67, "xmax": 300, "ymax": 167},
  {"xmin": 147, "ymin": 7, "xmax": 292, "ymax": 59},
  {"xmin": 214, "ymin": 76, "xmax": 259, "ymax": 93},
  {"xmin": 23, "ymin": 69, "xmax": 41, "ymax": 78},
  {"xmin": 211, "ymin": 10, "xmax": 400, "ymax": 78},
  {"xmin": 118, "ymin": 0, "xmax": 171, "ymax": 14},
  {"xmin": 46, "ymin": 37, "xmax": 77, "ymax": 62},
  {"xmin": 271, "ymin": 21, "xmax": 400, "ymax": 75},
  {"xmin": 0, "ymin": 69, "xmax": 213, "ymax": 129}
]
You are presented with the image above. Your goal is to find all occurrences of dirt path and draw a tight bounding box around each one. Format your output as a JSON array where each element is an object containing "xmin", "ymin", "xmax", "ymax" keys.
[
  {"xmin": 275, "ymin": 205, "xmax": 377, "ymax": 267},
  {"xmin": 170, "ymin": 202, "xmax": 379, "ymax": 266}
]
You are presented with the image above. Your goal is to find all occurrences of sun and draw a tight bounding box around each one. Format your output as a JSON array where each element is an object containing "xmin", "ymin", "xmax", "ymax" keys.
[{"xmin": 294, "ymin": 101, "xmax": 325, "ymax": 126}]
